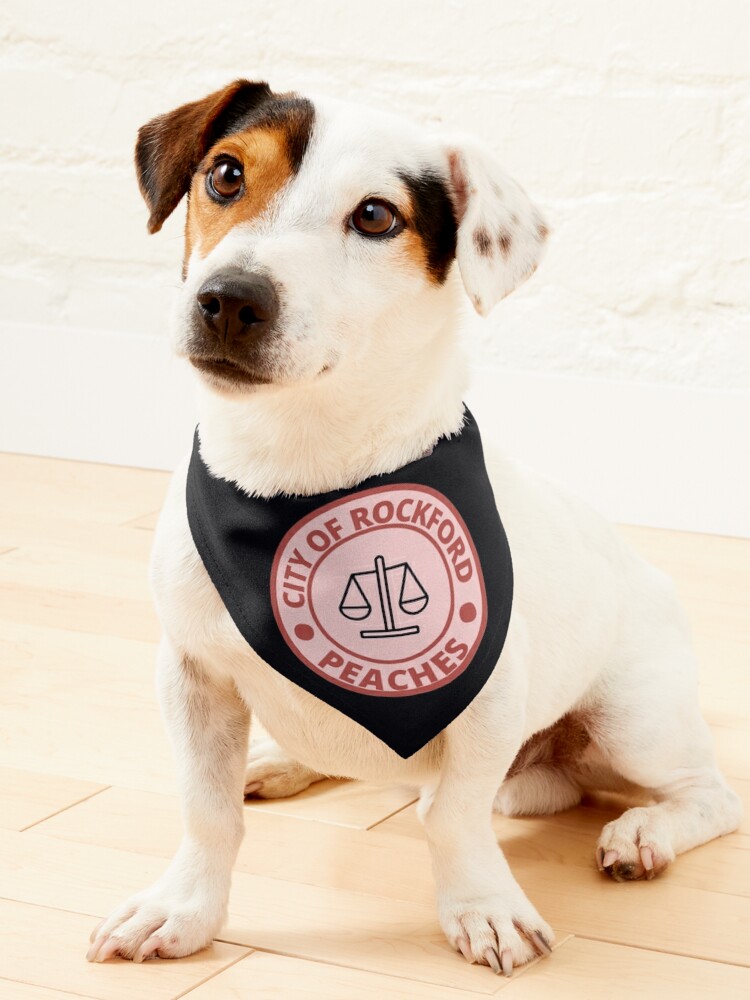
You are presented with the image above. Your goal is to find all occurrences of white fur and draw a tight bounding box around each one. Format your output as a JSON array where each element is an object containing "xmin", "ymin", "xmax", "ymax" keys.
[{"xmin": 89, "ymin": 92, "xmax": 742, "ymax": 973}]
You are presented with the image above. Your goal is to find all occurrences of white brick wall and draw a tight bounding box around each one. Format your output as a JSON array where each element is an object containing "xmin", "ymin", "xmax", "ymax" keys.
[
  {"xmin": 1, "ymin": 0, "xmax": 749, "ymax": 532},
  {"xmin": 3, "ymin": 0, "xmax": 748, "ymax": 387}
]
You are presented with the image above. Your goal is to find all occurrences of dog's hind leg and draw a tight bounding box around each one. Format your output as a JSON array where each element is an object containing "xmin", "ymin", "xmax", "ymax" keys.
[
  {"xmin": 495, "ymin": 765, "xmax": 582, "ymax": 816},
  {"xmin": 244, "ymin": 735, "xmax": 326, "ymax": 799},
  {"xmin": 493, "ymin": 712, "xmax": 589, "ymax": 816},
  {"xmin": 590, "ymin": 645, "xmax": 742, "ymax": 881}
]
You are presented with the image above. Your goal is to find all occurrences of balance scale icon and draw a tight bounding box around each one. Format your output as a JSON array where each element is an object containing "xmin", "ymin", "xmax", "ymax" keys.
[{"xmin": 339, "ymin": 555, "xmax": 429, "ymax": 638}]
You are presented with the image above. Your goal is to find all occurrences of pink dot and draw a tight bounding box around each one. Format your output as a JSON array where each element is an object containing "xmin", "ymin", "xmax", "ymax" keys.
[
  {"xmin": 294, "ymin": 623, "xmax": 315, "ymax": 641},
  {"xmin": 459, "ymin": 602, "xmax": 476, "ymax": 623}
]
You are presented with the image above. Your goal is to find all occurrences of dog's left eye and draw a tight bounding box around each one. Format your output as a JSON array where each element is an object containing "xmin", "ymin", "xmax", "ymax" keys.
[
  {"xmin": 207, "ymin": 158, "xmax": 244, "ymax": 201},
  {"xmin": 349, "ymin": 199, "xmax": 401, "ymax": 237}
]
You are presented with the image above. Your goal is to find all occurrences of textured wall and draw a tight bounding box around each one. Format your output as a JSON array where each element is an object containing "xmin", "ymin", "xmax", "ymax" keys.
[{"xmin": 2, "ymin": 0, "xmax": 748, "ymax": 388}]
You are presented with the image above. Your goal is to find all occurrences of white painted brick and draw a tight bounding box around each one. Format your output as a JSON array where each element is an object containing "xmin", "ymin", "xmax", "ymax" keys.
[{"xmin": 2, "ymin": 0, "xmax": 748, "ymax": 391}]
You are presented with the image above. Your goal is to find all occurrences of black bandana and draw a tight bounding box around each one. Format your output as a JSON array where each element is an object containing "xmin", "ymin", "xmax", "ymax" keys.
[{"xmin": 186, "ymin": 408, "xmax": 513, "ymax": 758}]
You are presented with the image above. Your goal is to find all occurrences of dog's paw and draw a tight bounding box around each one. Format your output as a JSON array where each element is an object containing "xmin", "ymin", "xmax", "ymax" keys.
[
  {"xmin": 244, "ymin": 737, "xmax": 324, "ymax": 799},
  {"xmin": 86, "ymin": 884, "xmax": 224, "ymax": 962},
  {"xmin": 440, "ymin": 893, "xmax": 555, "ymax": 975},
  {"xmin": 596, "ymin": 806, "xmax": 676, "ymax": 881}
]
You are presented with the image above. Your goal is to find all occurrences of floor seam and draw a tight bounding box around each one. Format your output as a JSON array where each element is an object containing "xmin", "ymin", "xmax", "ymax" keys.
[
  {"xmin": 19, "ymin": 785, "xmax": 113, "ymax": 833},
  {"xmin": 572, "ymin": 932, "xmax": 750, "ymax": 969},
  {"xmin": 171, "ymin": 945, "xmax": 255, "ymax": 999}
]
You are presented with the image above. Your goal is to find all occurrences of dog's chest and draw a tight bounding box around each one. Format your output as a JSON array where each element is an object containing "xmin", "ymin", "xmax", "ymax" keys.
[{"xmin": 150, "ymin": 465, "xmax": 436, "ymax": 781}]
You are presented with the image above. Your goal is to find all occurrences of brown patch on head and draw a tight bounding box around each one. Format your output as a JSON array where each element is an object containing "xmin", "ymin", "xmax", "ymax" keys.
[
  {"xmin": 187, "ymin": 127, "xmax": 293, "ymax": 261},
  {"xmin": 135, "ymin": 80, "xmax": 272, "ymax": 234},
  {"xmin": 498, "ymin": 230, "xmax": 513, "ymax": 257},
  {"xmin": 134, "ymin": 80, "xmax": 314, "ymax": 254},
  {"xmin": 473, "ymin": 227, "xmax": 493, "ymax": 257},
  {"xmin": 537, "ymin": 221, "xmax": 549, "ymax": 241}
]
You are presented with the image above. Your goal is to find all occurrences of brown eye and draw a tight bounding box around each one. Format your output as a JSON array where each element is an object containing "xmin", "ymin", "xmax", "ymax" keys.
[
  {"xmin": 207, "ymin": 158, "xmax": 244, "ymax": 201},
  {"xmin": 350, "ymin": 199, "xmax": 401, "ymax": 237}
]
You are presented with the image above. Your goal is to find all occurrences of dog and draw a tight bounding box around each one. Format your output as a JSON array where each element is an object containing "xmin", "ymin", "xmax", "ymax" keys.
[{"xmin": 87, "ymin": 80, "xmax": 742, "ymax": 974}]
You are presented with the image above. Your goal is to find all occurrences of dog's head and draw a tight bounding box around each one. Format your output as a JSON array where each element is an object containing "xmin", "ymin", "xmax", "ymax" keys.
[{"xmin": 136, "ymin": 80, "xmax": 548, "ymax": 394}]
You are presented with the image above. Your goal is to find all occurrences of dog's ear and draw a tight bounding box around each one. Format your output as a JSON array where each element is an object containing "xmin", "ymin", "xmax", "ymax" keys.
[
  {"xmin": 135, "ymin": 80, "xmax": 272, "ymax": 234},
  {"xmin": 444, "ymin": 135, "xmax": 549, "ymax": 316}
]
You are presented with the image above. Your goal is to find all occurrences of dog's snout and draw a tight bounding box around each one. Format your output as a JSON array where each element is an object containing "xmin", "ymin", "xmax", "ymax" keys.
[{"xmin": 196, "ymin": 269, "xmax": 279, "ymax": 347}]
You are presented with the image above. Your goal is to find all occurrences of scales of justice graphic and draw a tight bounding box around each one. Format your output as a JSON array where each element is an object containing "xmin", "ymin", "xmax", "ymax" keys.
[{"xmin": 339, "ymin": 555, "xmax": 430, "ymax": 638}]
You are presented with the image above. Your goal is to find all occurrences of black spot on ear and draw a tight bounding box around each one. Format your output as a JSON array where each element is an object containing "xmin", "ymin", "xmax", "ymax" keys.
[
  {"xmin": 399, "ymin": 169, "xmax": 458, "ymax": 283},
  {"xmin": 498, "ymin": 230, "xmax": 513, "ymax": 257},
  {"xmin": 473, "ymin": 228, "xmax": 493, "ymax": 256}
]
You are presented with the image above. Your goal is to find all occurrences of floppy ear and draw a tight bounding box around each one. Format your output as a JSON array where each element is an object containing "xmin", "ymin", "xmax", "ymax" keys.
[
  {"xmin": 445, "ymin": 135, "xmax": 549, "ymax": 316},
  {"xmin": 135, "ymin": 79, "xmax": 272, "ymax": 234}
]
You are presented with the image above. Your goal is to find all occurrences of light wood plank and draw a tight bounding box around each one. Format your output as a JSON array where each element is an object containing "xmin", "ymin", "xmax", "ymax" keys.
[
  {"xmin": 0, "ymin": 511, "xmax": 154, "ymax": 560},
  {"xmin": 0, "ymin": 899, "xmax": 249, "ymax": 1000},
  {"xmin": 124, "ymin": 510, "xmax": 160, "ymax": 531},
  {"xmin": 0, "ymin": 540, "xmax": 155, "ymax": 602},
  {"xmin": 0, "ymin": 623, "xmax": 173, "ymax": 793},
  {"xmin": 499, "ymin": 936, "xmax": 750, "ymax": 999},
  {"xmin": 243, "ymin": 776, "xmax": 417, "ymax": 829},
  {"xmin": 712, "ymin": 725, "xmax": 750, "ymax": 781},
  {"xmin": 0, "ymin": 453, "xmax": 168, "ymax": 526},
  {"xmin": 0, "ymin": 982, "xmax": 99, "ymax": 1000},
  {"xmin": 617, "ymin": 525, "xmax": 750, "ymax": 603},
  {"xmin": 0, "ymin": 766, "xmax": 105, "ymax": 831},
  {"xmin": 185, "ymin": 951, "xmax": 511, "ymax": 999},
  {"xmin": 0, "ymin": 582, "xmax": 159, "ymax": 642}
]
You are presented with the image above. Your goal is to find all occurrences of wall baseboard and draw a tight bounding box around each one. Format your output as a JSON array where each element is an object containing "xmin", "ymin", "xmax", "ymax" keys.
[{"xmin": 2, "ymin": 322, "xmax": 748, "ymax": 537}]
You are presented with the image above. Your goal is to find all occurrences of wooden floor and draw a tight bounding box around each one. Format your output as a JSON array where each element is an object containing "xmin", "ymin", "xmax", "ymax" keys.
[{"xmin": 0, "ymin": 451, "xmax": 748, "ymax": 1000}]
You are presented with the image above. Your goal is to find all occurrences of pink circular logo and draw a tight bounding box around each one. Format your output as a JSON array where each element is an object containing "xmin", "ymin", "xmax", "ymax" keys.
[{"xmin": 270, "ymin": 485, "xmax": 487, "ymax": 696}]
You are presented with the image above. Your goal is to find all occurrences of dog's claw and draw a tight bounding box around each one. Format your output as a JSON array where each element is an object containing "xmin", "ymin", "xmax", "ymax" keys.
[
  {"xmin": 90, "ymin": 937, "xmax": 121, "ymax": 963},
  {"xmin": 85, "ymin": 935, "xmax": 105, "ymax": 962},
  {"xmin": 484, "ymin": 947, "xmax": 502, "ymax": 974},
  {"xmin": 640, "ymin": 845, "xmax": 655, "ymax": 878},
  {"xmin": 530, "ymin": 930, "xmax": 552, "ymax": 956},
  {"xmin": 134, "ymin": 933, "xmax": 162, "ymax": 963},
  {"xmin": 89, "ymin": 920, "xmax": 104, "ymax": 944},
  {"xmin": 501, "ymin": 948, "xmax": 514, "ymax": 977},
  {"xmin": 457, "ymin": 937, "xmax": 474, "ymax": 963},
  {"xmin": 601, "ymin": 849, "xmax": 619, "ymax": 869}
]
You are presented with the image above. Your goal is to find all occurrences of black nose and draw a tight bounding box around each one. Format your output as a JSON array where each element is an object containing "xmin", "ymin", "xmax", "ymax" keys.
[{"xmin": 195, "ymin": 269, "xmax": 279, "ymax": 348}]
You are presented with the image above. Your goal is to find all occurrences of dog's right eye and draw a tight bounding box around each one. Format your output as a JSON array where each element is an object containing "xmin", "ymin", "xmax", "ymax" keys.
[
  {"xmin": 207, "ymin": 158, "xmax": 244, "ymax": 202},
  {"xmin": 349, "ymin": 199, "xmax": 402, "ymax": 237}
]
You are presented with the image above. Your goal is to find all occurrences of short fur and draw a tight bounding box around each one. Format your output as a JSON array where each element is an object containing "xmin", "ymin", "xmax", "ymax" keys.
[{"xmin": 88, "ymin": 82, "xmax": 742, "ymax": 974}]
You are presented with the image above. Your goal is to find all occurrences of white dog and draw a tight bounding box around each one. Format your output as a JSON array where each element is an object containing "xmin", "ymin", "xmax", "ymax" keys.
[{"xmin": 87, "ymin": 80, "xmax": 742, "ymax": 975}]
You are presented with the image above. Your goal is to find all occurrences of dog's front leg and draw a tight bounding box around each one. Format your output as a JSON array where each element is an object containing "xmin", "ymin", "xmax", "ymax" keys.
[
  {"xmin": 422, "ymin": 691, "xmax": 554, "ymax": 976},
  {"xmin": 87, "ymin": 637, "xmax": 249, "ymax": 962}
]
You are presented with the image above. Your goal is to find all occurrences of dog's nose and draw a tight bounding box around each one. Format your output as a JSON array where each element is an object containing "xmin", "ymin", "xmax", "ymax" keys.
[{"xmin": 195, "ymin": 269, "xmax": 279, "ymax": 348}]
